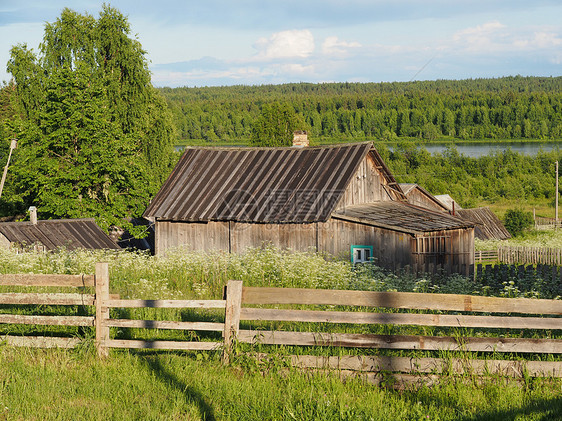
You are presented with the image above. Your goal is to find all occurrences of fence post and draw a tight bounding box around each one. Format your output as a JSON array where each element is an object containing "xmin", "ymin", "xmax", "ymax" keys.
[
  {"xmin": 223, "ymin": 280, "xmax": 243, "ymax": 364},
  {"xmin": 95, "ymin": 262, "xmax": 110, "ymax": 358}
]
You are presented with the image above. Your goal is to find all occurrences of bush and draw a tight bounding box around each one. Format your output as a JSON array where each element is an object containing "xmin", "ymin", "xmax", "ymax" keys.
[{"xmin": 503, "ymin": 208, "xmax": 533, "ymax": 236}]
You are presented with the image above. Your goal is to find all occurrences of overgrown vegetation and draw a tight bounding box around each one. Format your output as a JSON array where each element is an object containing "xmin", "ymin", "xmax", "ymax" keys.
[
  {"xmin": 1, "ymin": 347, "xmax": 560, "ymax": 420},
  {"xmin": 1, "ymin": 247, "xmax": 562, "ymax": 419}
]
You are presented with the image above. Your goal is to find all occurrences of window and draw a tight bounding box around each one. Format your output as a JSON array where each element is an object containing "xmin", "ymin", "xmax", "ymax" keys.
[{"xmin": 351, "ymin": 245, "xmax": 373, "ymax": 264}]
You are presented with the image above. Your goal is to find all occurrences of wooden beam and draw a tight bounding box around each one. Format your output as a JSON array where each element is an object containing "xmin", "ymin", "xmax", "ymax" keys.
[
  {"xmin": 106, "ymin": 339, "xmax": 222, "ymax": 351},
  {"xmin": 105, "ymin": 299, "xmax": 226, "ymax": 309},
  {"xmin": 0, "ymin": 273, "xmax": 95, "ymax": 287},
  {"xmin": 240, "ymin": 307, "xmax": 562, "ymax": 330},
  {"xmin": 95, "ymin": 262, "xmax": 110, "ymax": 358},
  {"xmin": 0, "ymin": 314, "xmax": 94, "ymax": 326},
  {"xmin": 0, "ymin": 293, "xmax": 95, "ymax": 306},
  {"xmin": 223, "ymin": 280, "xmax": 243, "ymax": 363},
  {"xmin": 237, "ymin": 330, "xmax": 562, "ymax": 354},
  {"xmin": 105, "ymin": 319, "xmax": 224, "ymax": 332},
  {"xmin": 241, "ymin": 287, "xmax": 562, "ymax": 315}
]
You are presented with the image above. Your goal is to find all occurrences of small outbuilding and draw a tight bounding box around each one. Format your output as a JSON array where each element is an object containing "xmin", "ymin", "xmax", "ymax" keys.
[
  {"xmin": 456, "ymin": 207, "xmax": 511, "ymax": 241},
  {"xmin": 0, "ymin": 214, "xmax": 119, "ymax": 252},
  {"xmin": 144, "ymin": 141, "xmax": 475, "ymax": 275}
]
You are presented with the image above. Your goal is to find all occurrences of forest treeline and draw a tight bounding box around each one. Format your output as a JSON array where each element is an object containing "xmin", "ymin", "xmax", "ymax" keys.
[
  {"xmin": 159, "ymin": 76, "xmax": 562, "ymax": 143},
  {"xmin": 380, "ymin": 144, "xmax": 560, "ymax": 209}
]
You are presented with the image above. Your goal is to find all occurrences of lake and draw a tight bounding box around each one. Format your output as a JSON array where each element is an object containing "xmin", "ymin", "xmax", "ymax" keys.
[
  {"xmin": 398, "ymin": 141, "xmax": 562, "ymax": 158},
  {"xmin": 176, "ymin": 141, "xmax": 562, "ymax": 157}
]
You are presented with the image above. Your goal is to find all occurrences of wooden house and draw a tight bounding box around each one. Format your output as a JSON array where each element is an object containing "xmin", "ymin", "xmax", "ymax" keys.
[
  {"xmin": 144, "ymin": 141, "xmax": 475, "ymax": 275},
  {"xmin": 0, "ymin": 212, "xmax": 119, "ymax": 252}
]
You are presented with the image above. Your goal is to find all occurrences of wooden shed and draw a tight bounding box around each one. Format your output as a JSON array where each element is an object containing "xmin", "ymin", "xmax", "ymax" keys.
[
  {"xmin": 0, "ymin": 218, "xmax": 120, "ymax": 252},
  {"xmin": 144, "ymin": 142, "xmax": 475, "ymax": 275},
  {"xmin": 456, "ymin": 207, "xmax": 511, "ymax": 240}
]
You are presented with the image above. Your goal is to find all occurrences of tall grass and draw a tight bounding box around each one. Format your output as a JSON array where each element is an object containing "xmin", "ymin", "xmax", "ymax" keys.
[{"xmin": 2, "ymin": 247, "xmax": 562, "ymax": 419}]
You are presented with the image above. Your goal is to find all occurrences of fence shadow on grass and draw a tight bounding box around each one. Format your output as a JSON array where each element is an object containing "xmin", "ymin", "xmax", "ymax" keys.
[
  {"xmin": 458, "ymin": 397, "xmax": 562, "ymax": 421},
  {"xmin": 142, "ymin": 354, "xmax": 216, "ymax": 421}
]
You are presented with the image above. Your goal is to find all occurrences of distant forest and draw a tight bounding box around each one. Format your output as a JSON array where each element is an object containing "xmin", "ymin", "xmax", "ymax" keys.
[{"xmin": 159, "ymin": 76, "xmax": 562, "ymax": 143}]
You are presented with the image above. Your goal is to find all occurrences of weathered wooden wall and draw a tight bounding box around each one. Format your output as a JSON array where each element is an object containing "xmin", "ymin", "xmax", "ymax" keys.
[
  {"xmin": 229, "ymin": 222, "xmax": 316, "ymax": 253},
  {"xmin": 337, "ymin": 153, "xmax": 396, "ymax": 208},
  {"xmin": 155, "ymin": 217, "xmax": 473, "ymax": 276},
  {"xmin": 318, "ymin": 218, "xmax": 412, "ymax": 268},
  {"xmin": 155, "ymin": 221, "xmax": 229, "ymax": 254}
]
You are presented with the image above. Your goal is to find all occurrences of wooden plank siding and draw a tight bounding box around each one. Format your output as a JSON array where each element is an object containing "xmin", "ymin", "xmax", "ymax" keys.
[
  {"xmin": 230, "ymin": 222, "xmax": 316, "ymax": 253},
  {"xmin": 336, "ymin": 153, "xmax": 397, "ymax": 207},
  {"xmin": 155, "ymin": 220, "xmax": 229, "ymax": 254}
]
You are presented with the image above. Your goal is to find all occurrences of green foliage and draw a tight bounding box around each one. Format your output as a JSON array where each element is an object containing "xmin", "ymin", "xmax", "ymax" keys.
[
  {"xmin": 381, "ymin": 146, "xmax": 561, "ymax": 208},
  {"xmin": 503, "ymin": 208, "xmax": 534, "ymax": 237},
  {"xmin": 159, "ymin": 76, "xmax": 562, "ymax": 143},
  {"xmin": 250, "ymin": 102, "xmax": 306, "ymax": 146},
  {"xmin": 4, "ymin": 5, "xmax": 176, "ymax": 229}
]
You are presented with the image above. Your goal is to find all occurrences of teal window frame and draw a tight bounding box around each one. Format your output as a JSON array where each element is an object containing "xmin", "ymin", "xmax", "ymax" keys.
[{"xmin": 350, "ymin": 245, "xmax": 373, "ymax": 264}]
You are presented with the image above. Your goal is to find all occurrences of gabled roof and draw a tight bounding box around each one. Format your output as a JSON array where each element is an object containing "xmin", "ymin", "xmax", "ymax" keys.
[
  {"xmin": 434, "ymin": 194, "xmax": 462, "ymax": 212},
  {"xmin": 0, "ymin": 218, "xmax": 120, "ymax": 251},
  {"xmin": 332, "ymin": 202, "xmax": 474, "ymax": 234},
  {"xmin": 145, "ymin": 142, "xmax": 399, "ymax": 223},
  {"xmin": 456, "ymin": 207, "xmax": 511, "ymax": 240},
  {"xmin": 399, "ymin": 183, "xmax": 449, "ymax": 212}
]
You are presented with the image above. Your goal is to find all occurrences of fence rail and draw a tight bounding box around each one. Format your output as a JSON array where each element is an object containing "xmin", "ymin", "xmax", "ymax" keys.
[{"xmin": 2, "ymin": 268, "xmax": 562, "ymax": 384}]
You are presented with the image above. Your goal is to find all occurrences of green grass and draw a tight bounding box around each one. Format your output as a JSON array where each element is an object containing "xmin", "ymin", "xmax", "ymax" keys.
[{"xmin": 0, "ymin": 346, "xmax": 561, "ymax": 420}]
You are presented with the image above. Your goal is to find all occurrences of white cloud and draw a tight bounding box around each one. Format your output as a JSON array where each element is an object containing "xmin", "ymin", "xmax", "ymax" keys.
[
  {"xmin": 254, "ymin": 29, "xmax": 315, "ymax": 59},
  {"xmin": 321, "ymin": 36, "xmax": 361, "ymax": 55},
  {"xmin": 452, "ymin": 21, "xmax": 507, "ymax": 52},
  {"xmin": 514, "ymin": 31, "xmax": 562, "ymax": 49}
]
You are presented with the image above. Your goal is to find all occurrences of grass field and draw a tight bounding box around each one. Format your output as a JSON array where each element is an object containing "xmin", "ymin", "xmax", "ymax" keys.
[
  {"xmin": 1, "ymin": 246, "xmax": 562, "ymax": 420},
  {"xmin": 1, "ymin": 346, "xmax": 562, "ymax": 420}
]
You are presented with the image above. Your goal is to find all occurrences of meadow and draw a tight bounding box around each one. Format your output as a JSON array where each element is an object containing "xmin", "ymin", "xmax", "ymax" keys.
[{"xmin": 1, "ymin": 245, "xmax": 562, "ymax": 419}]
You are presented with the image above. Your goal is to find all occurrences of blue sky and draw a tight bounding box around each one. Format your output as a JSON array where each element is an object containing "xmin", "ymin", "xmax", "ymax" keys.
[{"xmin": 1, "ymin": 1, "xmax": 561, "ymax": 87}]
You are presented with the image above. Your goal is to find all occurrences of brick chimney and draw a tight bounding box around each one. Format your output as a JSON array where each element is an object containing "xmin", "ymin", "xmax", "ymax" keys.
[
  {"xmin": 292, "ymin": 130, "xmax": 309, "ymax": 148},
  {"xmin": 29, "ymin": 206, "xmax": 37, "ymax": 225}
]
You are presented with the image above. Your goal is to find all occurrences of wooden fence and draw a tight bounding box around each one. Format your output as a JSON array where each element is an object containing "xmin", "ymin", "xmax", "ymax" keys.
[
  {"xmin": 476, "ymin": 246, "xmax": 562, "ymax": 266},
  {"xmin": 535, "ymin": 216, "xmax": 562, "ymax": 230},
  {"xmin": 2, "ymin": 266, "xmax": 562, "ymax": 383}
]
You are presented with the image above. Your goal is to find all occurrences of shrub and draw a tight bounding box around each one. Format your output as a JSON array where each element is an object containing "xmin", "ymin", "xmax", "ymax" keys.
[{"xmin": 503, "ymin": 208, "xmax": 533, "ymax": 237}]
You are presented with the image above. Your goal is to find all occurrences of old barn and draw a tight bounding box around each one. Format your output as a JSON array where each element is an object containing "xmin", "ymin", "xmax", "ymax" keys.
[{"xmin": 144, "ymin": 141, "xmax": 475, "ymax": 275}]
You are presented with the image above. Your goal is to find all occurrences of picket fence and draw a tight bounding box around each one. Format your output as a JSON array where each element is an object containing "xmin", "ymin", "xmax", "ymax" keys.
[
  {"xmin": 1, "ymin": 263, "xmax": 562, "ymax": 385},
  {"xmin": 476, "ymin": 246, "xmax": 562, "ymax": 266}
]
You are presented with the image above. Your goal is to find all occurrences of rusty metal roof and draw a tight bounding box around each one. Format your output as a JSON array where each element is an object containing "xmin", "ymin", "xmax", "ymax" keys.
[
  {"xmin": 144, "ymin": 143, "xmax": 377, "ymax": 223},
  {"xmin": 0, "ymin": 218, "xmax": 120, "ymax": 251},
  {"xmin": 332, "ymin": 202, "xmax": 474, "ymax": 234}
]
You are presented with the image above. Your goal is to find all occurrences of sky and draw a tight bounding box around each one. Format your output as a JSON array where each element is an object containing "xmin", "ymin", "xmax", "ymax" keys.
[{"xmin": 1, "ymin": 1, "xmax": 561, "ymax": 88}]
